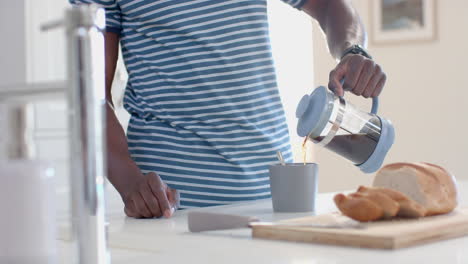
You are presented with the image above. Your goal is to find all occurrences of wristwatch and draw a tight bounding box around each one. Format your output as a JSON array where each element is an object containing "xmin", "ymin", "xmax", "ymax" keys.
[{"xmin": 341, "ymin": 44, "xmax": 373, "ymax": 60}]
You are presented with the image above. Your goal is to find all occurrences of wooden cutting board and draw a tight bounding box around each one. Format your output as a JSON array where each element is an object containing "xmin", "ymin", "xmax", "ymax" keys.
[{"xmin": 252, "ymin": 207, "xmax": 468, "ymax": 249}]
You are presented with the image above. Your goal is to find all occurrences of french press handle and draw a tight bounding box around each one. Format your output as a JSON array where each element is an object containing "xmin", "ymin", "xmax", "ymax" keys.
[
  {"xmin": 370, "ymin": 97, "xmax": 379, "ymax": 115},
  {"xmin": 340, "ymin": 79, "xmax": 379, "ymax": 114}
]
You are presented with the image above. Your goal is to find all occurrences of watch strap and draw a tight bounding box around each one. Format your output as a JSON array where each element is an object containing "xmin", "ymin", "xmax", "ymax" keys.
[{"xmin": 341, "ymin": 44, "xmax": 373, "ymax": 60}]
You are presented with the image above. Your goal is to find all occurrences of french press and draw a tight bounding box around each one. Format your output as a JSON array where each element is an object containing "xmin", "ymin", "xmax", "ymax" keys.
[{"xmin": 296, "ymin": 86, "xmax": 395, "ymax": 173}]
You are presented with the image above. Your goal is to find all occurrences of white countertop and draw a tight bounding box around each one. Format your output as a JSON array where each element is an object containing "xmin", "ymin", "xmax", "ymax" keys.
[{"xmin": 56, "ymin": 181, "xmax": 468, "ymax": 264}]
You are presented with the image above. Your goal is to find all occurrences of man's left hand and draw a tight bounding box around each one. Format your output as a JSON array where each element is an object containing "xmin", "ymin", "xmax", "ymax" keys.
[{"xmin": 328, "ymin": 54, "xmax": 387, "ymax": 98}]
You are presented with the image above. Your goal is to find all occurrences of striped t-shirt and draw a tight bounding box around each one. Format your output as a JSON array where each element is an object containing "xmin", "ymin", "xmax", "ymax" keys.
[{"xmin": 70, "ymin": 0, "xmax": 305, "ymax": 208}]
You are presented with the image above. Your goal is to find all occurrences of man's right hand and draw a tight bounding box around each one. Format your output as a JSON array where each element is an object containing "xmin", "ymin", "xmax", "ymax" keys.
[{"xmin": 122, "ymin": 172, "xmax": 180, "ymax": 219}]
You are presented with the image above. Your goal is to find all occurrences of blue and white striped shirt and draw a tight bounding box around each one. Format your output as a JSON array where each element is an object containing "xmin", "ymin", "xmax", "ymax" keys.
[{"xmin": 70, "ymin": 0, "xmax": 305, "ymax": 208}]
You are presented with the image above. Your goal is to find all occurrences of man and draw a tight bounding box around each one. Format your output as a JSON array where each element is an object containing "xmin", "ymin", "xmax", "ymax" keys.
[{"xmin": 69, "ymin": 0, "xmax": 386, "ymax": 218}]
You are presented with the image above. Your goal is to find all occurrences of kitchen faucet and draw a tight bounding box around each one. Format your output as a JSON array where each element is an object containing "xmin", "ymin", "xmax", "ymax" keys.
[
  {"xmin": 45, "ymin": 4, "xmax": 109, "ymax": 264},
  {"xmin": 62, "ymin": 5, "xmax": 109, "ymax": 264}
]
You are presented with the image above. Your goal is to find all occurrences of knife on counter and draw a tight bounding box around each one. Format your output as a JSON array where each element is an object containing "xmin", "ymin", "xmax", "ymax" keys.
[{"xmin": 187, "ymin": 211, "xmax": 365, "ymax": 233}]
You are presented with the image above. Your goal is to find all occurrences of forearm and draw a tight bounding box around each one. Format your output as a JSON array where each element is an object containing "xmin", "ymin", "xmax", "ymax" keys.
[
  {"xmin": 105, "ymin": 32, "xmax": 120, "ymax": 102},
  {"xmin": 106, "ymin": 105, "xmax": 143, "ymax": 197},
  {"xmin": 303, "ymin": 0, "xmax": 366, "ymax": 59},
  {"xmin": 104, "ymin": 32, "xmax": 143, "ymax": 197}
]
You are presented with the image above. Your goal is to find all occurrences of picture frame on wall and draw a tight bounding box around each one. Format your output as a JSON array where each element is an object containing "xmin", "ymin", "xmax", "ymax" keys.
[{"xmin": 371, "ymin": 0, "xmax": 437, "ymax": 45}]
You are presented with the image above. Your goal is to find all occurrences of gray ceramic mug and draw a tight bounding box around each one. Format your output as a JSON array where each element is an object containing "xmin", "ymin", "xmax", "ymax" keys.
[{"xmin": 269, "ymin": 163, "xmax": 318, "ymax": 212}]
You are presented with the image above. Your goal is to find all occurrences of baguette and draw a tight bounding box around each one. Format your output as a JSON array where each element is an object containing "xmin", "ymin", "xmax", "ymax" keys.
[
  {"xmin": 333, "ymin": 193, "xmax": 383, "ymax": 222},
  {"xmin": 354, "ymin": 186, "xmax": 400, "ymax": 218},
  {"xmin": 358, "ymin": 186, "xmax": 426, "ymax": 218},
  {"xmin": 334, "ymin": 186, "xmax": 424, "ymax": 222}
]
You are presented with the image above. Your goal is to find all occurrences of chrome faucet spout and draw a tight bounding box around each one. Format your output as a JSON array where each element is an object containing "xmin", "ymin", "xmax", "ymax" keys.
[{"xmin": 65, "ymin": 5, "xmax": 109, "ymax": 264}]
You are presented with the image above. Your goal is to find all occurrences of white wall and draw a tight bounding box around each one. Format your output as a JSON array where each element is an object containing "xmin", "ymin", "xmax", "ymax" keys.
[
  {"xmin": 312, "ymin": 0, "xmax": 468, "ymax": 192},
  {"xmin": 268, "ymin": 1, "xmax": 314, "ymax": 162}
]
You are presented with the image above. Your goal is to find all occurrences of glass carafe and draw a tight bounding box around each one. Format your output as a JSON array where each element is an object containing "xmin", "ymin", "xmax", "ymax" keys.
[{"xmin": 296, "ymin": 86, "xmax": 395, "ymax": 173}]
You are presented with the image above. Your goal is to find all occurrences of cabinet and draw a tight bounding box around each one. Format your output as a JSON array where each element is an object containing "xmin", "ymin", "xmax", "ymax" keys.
[
  {"xmin": 0, "ymin": 0, "xmax": 131, "ymax": 194},
  {"xmin": 0, "ymin": 0, "xmax": 68, "ymax": 87},
  {"xmin": 0, "ymin": 1, "xmax": 70, "ymax": 192}
]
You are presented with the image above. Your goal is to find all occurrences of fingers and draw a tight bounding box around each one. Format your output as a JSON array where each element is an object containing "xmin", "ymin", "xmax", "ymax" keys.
[
  {"xmin": 123, "ymin": 172, "xmax": 179, "ymax": 219},
  {"xmin": 362, "ymin": 65, "xmax": 383, "ymax": 98},
  {"xmin": 147, "ymin": 172, "xmax": 173, "ymax": 218},
  {"xmin": 354, "ymin": 60, "xmax": 375, "ymax": 96},
  {"xmin": 167, "ymin": 187, "xmax": 180, "ymax": 210},
  {"xmin": 343, "ymin": 55, "xmax": 365, "ymax": 93},
  {"xmin": 132, "ymin": 193, "xmax": 152, "ymax": 218},
  {"xmin": 328, "ymin": 65, "xmax": 346, "ymax": 97},
  {"xmin": 124, "ymin": 203, "xmax": 138, "ymax": 218},
  {"xmin": 139, "ymin": 185, "xmax": 162, "ymax": 217},
  {"xmin": 372, "ymin": 75, "xmax": 387, "ymax": 98},
  {"xmin": 123, "ymin": 194, "xmax": 151, "ymax": 218},
  {"xmin": 330, "ymin": 54, "xmax": 386, "ymax": 98}
]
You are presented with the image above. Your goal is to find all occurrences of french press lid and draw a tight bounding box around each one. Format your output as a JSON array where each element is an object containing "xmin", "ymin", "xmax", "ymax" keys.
[{"xmin": 296, "ymin": 86, "xmax": 395, "ymax": 173}]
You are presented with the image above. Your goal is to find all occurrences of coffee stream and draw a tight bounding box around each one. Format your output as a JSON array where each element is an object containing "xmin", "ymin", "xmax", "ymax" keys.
[{"xmin": 302, "ymin": 137, "xmax": 308, "ymax": 165}]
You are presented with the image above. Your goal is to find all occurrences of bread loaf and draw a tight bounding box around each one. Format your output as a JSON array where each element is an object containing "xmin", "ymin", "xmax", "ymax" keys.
[
  {"xmin": 333, "ymin": 162, "xmax": 457, "ymax": 222},
  {"xmin": 373, "ymin": 162, "xmax": 458, "ymax": 216}
]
